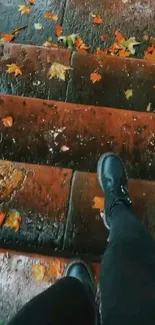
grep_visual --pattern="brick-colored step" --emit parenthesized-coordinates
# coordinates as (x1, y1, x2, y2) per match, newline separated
(1, 44, 155, 111)
(0, 248, 100, 323)
(0, 161, 155, 258)
(1, 95, 155, 179)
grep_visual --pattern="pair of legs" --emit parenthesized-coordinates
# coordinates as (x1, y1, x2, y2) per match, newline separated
(8, 153, 155, 325)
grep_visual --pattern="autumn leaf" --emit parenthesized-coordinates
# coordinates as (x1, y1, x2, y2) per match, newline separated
(34, 23, 43, 30)
(147, 102, 152, 112)
(101, 33, 109, 41)
(6, 64, 22, 77)
(92, 196, 104, 211)
(4, 209, 21, 232)
(90, 72, 102, 84)
(48, 259, 61, 277)
(32, 264, 46, 281)
(48, 62, 72, 81)
(56, 26, 62, 37)
(75, 37, 89, 52)
(58, 34, 78, 48)
(115, 30, 125, 43)
(97, 47, 107, 55)
(143, 34, 149, 41)
(92, 14, 102, 24)
(120, 37, 141, 55)
(0, 34, 14, 43)
(29, 0, 36, 4)
(2, 116, 13, 127)
(61, 145, 70, 152)
(119, 49, 131, 57)
(0, 211, 6, 226)
(43, 41, 52, 47)
(12, 25, 28, 35)
(45, 12, 58, 21)
(18, 4, 31, 15)
(125, 89, 133, 100)
(144, 46, 155, 60)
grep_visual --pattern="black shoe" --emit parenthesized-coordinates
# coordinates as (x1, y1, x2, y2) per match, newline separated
(97, 152, 132, 230)
(64, 260, 96, 298)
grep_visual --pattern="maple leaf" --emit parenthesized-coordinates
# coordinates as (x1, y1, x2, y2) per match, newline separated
(90, 72, 102, 84)
(120, 37, 141, 55)
(75, 37, 89, 52)
(48, 259, 61, 277)
(92, 196, 104, 211)
(2, 116, 13, 127)
(58, 34, 78, 48)
(56, 26, 62, 37)
(29, 0, 36, 4)
(0, 211, 6, 226)
(4, 209, 22, 232)
(115, 30, 125, 43)
(97, 47, 107, 55)
(0, 34, 14, 43)
(6, 64, 22, 77)
(48, 62, 72, 81)
(45, 12, 58, 21)
(18, 4, 31, 15)
(125, 89, 133, 100)
(32, 264, 46, 281)
(92, 14, 102, 24)
(119, 49, 131, 57)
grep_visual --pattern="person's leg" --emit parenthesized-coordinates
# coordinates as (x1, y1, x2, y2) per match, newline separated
(8, 261, 97, 325)
(97, 153, 155, 325)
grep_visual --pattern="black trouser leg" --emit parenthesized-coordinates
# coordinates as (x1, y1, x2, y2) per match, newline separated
(100, 203, 155, 325)
(8, 277, 96, 325)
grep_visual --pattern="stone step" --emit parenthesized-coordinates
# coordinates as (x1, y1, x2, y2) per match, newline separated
(0, 249, 100, 323)
(1, 94, 155, 179)
(0, 161, 155, 258)
(0, 44, 155, 111)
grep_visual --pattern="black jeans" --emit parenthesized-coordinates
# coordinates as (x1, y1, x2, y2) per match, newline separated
(8, 203, 155, 325)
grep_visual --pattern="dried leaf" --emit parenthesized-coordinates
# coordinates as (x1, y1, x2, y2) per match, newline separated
(58, 34, 78, 48)
(56, 26, 62, 37)
(48, 259, 61, 277)
(115, 30, 125, 42)
(120, 37, 141, 55)
(93, 196, 104, 211)
(29, 0, 36, 4)
(6, 64, 22, 77)
(34, 23, 43, 30)
(48, 62, 72, 81)
(61, 145, 70, 152)
(92, 14, 102, 24)
(125, 89, 133, 100)
(101, 33, 109, 41)
(90, 72, 102, 83)
(12, 25, 28, 35)
(143, 34, 149, 41)
(32, 264, 46, 281)
(0, 211, 6, 226)
(4, 209, 21, 232)
(119, 49, 131, 57)
(147, 102, 152, 112)
(18, 4, 31, 15)
(2, 116, 13, 127)
(42, 41, 52, 47)
(75, 37, 89, 52)
(144, 46, 155, 61)
(97, 47, 107, 55)
(0, 34, 14, 43)
(45, 12, 58, 21)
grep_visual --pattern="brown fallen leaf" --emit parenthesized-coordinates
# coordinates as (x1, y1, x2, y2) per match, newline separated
(42, 41, 52, 47)
(93, 196, 104, 211)
(0, 34, 14, 43)
(125, 89, 133, 100)
(48, 259, 61, 277)
(48, 62, 72, 81)
(101, 33, 109, 41)
(97, 47, 107, 55)
(0, 211, 6, 226)
(115, 30, 125, 42)
(90, 72, 102, 84)
(75, 37, 89, 52)
(6, 64, 22, 77)
(56, 26, 62, 37)
(2, 116, 13, 127)
(144, 46, 155, 60)
(45, 12, 58, 21)
(119, 49, 131, 57)
(4, 209, 21, 232)
(32, 264, 46, 281)
(143, 34, 149, 41)
(92, 14, 102, 24)
(18, 4, 31, 15)
(153, 85, 155, 89)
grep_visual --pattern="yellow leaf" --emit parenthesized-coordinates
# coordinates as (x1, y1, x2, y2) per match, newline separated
(4, 209, 21, 232)
(6, 64, 22, 77)
(58, 34, 78, 49)
(147, 102, 152, 112)
(120, 37, 141, 55)
(48, 62, 72, 81)
(93, 196, 104, 211)
(45, 12, 58, 21)
(125, 89, 133, 100)
(18, 4, 31, 15)
(32, 264, 46, 281)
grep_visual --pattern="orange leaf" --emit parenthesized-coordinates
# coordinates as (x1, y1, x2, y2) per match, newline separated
(6, 64, 22, 77)
(29, 0, 36, 4)
(0, 211, 6, 226)
(115, 30, 125, 43)
(93, 14, 102, 25)
(56, 26, 62, 37)
(97, 47, 107, 55)
(90, 72, 102, 84)
(48, 259, 61, 277)
(93, 196, 104, 211)
(101, 33, 109, 41)
(4, 209, 21, 232)
(0, 34, 14, 43)
(18, 4, 31, 15)
(2, 116, 13, 127)
(45, 12, 58, 21)
(75, 37, 83, 48)
(143, 34, 149, 41)
(32, 264, 46, 281)
(43, 41, 52, 47)
(119, 49, 131, 57)
(75, 37, 89, 52)
(144, 49, 155, 61)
